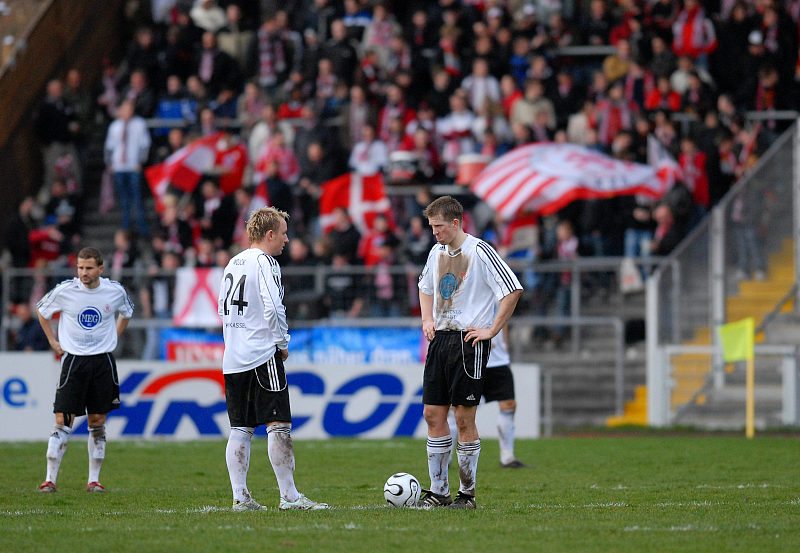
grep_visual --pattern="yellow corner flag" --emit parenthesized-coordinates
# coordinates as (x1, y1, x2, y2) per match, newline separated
(719, 317, 756, 438)
(718, 317, 755, 363)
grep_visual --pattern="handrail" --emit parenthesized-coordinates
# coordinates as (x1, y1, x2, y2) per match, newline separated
(755, 283, 799, 335)
(663, 343, 798, 423)
(511, 314, 626, 416)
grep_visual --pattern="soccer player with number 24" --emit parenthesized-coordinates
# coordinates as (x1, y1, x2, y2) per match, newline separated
(218, 206, 328, 511)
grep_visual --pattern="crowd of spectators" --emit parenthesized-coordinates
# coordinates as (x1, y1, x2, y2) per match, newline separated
(4, 0, 800, 336)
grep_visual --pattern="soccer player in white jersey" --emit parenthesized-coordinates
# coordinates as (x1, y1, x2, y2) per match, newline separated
(218, 206, 328, 512)
(36, 247, 134, 493)
(417, 196, 523, 509)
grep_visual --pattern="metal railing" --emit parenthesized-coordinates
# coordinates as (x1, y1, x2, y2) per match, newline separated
(2, 255, 651, 349)
(654, 343, 800, 426)
(646, 120, 800, 425)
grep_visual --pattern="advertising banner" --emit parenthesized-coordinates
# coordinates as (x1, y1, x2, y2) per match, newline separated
(0, 353, 539, 441)
(158, 327, 427, 364)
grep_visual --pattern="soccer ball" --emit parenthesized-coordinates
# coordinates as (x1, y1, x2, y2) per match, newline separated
(383, 472, 421, 508)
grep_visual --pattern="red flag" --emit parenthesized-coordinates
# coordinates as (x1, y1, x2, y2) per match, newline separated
(472, 143, 668, 220)
(319, 173, 393, 234)
(145, 132, 248, 211)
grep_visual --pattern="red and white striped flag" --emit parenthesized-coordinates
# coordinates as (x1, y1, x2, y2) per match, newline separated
(319, 173, 393, 234)
(471, 143, 668, 220)
(145, 132, 248, 211)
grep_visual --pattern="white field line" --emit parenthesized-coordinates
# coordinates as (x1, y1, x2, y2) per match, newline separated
(625, 525, 718, 532)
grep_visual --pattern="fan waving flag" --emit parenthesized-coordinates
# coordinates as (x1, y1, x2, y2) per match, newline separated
(319, 173, 393, 234)
(145, 132, 248, 211)
(471, 143, 669, 220)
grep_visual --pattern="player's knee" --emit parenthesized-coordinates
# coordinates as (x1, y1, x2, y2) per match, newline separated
(230, 426, 255, 439)
(499, 399, 516, 411)
(423, 405, 447, 426)
(46, 425, 71, 459)
(89, 425, 106, 440)
(87, 414, 106, 427)
(267, 422, 291, 435)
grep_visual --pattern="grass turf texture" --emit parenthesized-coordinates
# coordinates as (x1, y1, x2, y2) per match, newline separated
(1, 436, 798, 553)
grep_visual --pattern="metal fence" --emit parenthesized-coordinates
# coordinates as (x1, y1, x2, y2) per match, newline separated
(646, 121, 800, 425)
(1, 256, 653, 354)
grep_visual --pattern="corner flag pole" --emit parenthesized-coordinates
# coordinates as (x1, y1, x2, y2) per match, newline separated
(719, 317, 756, 439)
(746, 356, 754, 439)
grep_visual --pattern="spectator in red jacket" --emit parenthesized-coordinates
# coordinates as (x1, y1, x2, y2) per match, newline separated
(678, 136, 710, 224)
(671, 0, 717, 69)
(645, 76, 682, 112)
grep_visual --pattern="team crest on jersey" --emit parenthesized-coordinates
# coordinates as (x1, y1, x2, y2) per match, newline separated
(271, 266, 280, 275)
(78, 307, 102, 329)
(438, 272, 458, 300)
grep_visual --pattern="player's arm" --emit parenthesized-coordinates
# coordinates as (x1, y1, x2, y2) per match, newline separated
(116, 315, 131, 337)
(465, 289, 521, 345)
(36, 308, 63, 356)
(419, 291, 435, 341)
(418, 248, 437, 341)
(258, 255, 290, 353)
(465, 242, 523, 345)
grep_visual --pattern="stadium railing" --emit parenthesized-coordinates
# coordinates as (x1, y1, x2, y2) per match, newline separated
(646, 120, 800, 426)
(1, 256, 650, 354)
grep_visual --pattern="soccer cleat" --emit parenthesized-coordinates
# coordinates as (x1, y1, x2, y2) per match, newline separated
(86, 481, 107, 492)
(417, 489, 453, 508)
(39, 481, 57, 493)
(446, 491, 476, 509)
(232, 498, 267, 512)
(500, 459, 531, 469)
(279, 493, 329, 511)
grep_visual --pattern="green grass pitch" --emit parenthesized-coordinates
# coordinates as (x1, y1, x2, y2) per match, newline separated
(1, 436, 798, 552)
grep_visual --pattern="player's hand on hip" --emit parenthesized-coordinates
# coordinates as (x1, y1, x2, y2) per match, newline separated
(49, 340, 64, 357)
(464, 327, 493, 346)
(279, 348, 289, 362)
(422, 320, 435, 341)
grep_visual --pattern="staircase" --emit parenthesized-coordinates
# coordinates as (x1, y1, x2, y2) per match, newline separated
(608, 238, 795, 428)
(513, 291, 648, 428)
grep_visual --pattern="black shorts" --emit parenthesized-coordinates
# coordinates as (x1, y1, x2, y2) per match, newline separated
(224, 351, 291, 427)
(53, 353, 120, 415)
(423, 331, 490, 407)
(483, 364, 515, 402)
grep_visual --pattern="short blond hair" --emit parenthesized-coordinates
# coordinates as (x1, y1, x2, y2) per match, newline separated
(246, 206, 290, 244)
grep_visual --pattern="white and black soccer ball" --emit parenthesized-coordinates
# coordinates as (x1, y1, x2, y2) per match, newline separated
(383, 472, 421, 508)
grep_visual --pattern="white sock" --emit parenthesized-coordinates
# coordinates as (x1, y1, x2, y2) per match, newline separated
(446, 410, 458, 465)
(87, 425, 106, 483)
(267, 423, 299, 502)
(497, 409, 516, 464)
(226, 426, 254, 503)
(45, 425, 71, 484)
(456, 439, 481, 496)
(426, 435, 452, 496)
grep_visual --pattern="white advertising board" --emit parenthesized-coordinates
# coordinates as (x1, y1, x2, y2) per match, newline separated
(0, 353, 539, 441)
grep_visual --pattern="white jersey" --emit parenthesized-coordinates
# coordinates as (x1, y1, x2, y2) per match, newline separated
(488, 327, 510, 368)
(418, 234, 522, 331)
(37, 277, 134, 355)
(218, 247, 290, 374)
